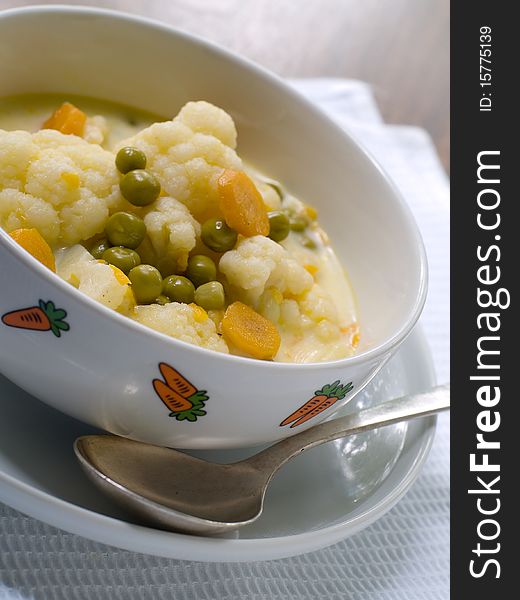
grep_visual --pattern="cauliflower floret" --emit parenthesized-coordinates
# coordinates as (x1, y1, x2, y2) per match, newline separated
(83, 115, 109, 145)
(176, 101, 237, 148)
(119, 101, 241, 221)
(299, 284, 340, 324)
(142, 196, 200, 273)
(219, 236, 314, 302)
(0, 130, 38, 190)
(0, 129, 122, 246)
(315, 319, 342, 342)
(0, 189, 60, 241)
(132, 303, 228, 354)
(31, 130, 121, 205)
(275, 292, 346, 363)
(56, 245, 134, 313)
(279, 298, 302, 329)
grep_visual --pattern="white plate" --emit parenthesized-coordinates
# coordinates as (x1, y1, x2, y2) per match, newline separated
(0, 326, 436, 562)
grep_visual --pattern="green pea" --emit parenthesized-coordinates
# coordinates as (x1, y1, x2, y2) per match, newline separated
(115, 147, 147, 174)
(89, 238, 111, 259)
(120, 169, 161, 207)
(289, 215, 309, 232)
(194, 281, 225, 310)
(268, 211, 290, 242)
(201, 218, 237, 252)
(105, 212, 146, 249)
(155, 295, 171, 306)
(162, 275, 195, 304)
(186, 255, 217, 288)
(128, 264, 163, 304)
(102, 246, 141, 274)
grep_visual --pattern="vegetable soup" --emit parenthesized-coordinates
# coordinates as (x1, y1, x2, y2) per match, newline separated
(0, 95, 359, 362)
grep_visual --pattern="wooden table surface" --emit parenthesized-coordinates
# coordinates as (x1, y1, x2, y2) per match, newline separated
(1, 0, 449, 171)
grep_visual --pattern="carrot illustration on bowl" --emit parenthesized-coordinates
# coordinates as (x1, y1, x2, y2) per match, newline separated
(280, 380, 353, 428)
(2, 300, 70, 338)
(153, 362, 209, 422)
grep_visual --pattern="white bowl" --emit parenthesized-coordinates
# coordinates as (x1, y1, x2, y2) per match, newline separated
(0, 5, 427, 449)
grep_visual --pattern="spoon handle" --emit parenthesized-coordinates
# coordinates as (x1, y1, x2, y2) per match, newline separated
(248, 384, 450, 473)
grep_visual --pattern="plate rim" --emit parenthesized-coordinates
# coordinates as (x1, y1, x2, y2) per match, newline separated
(0, 325, 437, 562)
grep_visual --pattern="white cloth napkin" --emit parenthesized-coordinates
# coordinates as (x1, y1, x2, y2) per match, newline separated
(0, 79, 450, 600)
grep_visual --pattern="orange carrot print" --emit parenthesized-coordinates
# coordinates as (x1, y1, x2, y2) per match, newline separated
(153, 362, 209, 422)
(280, 380, 353, 428)
(158, 362, 198, 398)
(2, 300, 70, 338)
(153, 380, 193, 413)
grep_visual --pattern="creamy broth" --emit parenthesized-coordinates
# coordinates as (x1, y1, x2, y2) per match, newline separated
(0, 94, 156, 149)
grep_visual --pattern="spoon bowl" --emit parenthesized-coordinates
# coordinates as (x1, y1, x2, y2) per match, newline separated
(75, 437, 268, 534)
(75, 385, 449, 535)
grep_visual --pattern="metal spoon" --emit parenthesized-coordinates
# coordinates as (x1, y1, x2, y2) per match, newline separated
(74, 384, 449, 535)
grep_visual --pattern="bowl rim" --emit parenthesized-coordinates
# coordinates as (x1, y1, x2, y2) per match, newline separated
(0, 4, 428, 371)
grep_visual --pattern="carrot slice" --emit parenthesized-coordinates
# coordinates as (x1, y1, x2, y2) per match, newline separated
(42, 102, 86, 136)
(217, 170, 269, 237)
(9, 228, 56, 272)
(222, 301, 280, 360)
